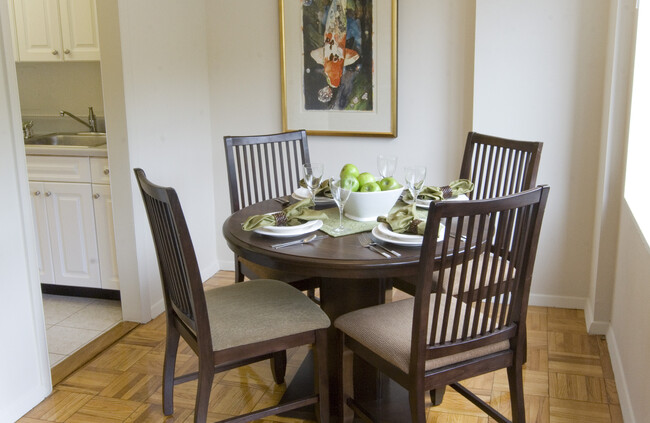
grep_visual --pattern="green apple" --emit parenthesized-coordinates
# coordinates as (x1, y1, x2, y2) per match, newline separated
(359, 181, 381, 192)
(379, 176, 401, 191)
(340, 163, 360, 179)
(356, 172, 376, 187)
(341, 175, 360, 192)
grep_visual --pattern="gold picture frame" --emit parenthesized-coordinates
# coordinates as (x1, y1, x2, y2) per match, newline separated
(280, 0, 397, 137)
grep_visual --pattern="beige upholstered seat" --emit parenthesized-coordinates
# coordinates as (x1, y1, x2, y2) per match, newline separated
(335, 294, 509, 373)
(206, 279, 330, 351)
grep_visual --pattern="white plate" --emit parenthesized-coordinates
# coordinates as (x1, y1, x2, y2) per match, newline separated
(372, 226, 422, 246)
(376, 222, 423, 241)
(254, 220, 323, 238)
(292, 187, 335, 204)
(402, 194, 469, 208)
(373, 222, 445, 246)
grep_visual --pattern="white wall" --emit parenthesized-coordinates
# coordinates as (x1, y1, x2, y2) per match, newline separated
(114, 0, 217, 318)
(16, 61, 104, 117)
(474, 0, 611, 307)
(208, 0, 476, 270)
(609, 204, 650, 422)
(0, 5, 51, 420)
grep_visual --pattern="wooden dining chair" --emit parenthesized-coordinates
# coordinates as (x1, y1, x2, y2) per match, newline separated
(223, 130, 320, 294)
(460, 131, 543, 200)
(393, 132, 543, 298)
(336, 186, 550, 423)
(134, 168, 330, 423)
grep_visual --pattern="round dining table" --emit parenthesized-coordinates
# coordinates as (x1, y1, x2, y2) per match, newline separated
(223, 199, 434, 420)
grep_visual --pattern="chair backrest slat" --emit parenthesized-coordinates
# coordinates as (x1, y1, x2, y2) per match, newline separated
(460, 132, 543, 200)
(224, 130, 310, 212)
(410, 186, 549, 374)
(134, 169, 211, 351)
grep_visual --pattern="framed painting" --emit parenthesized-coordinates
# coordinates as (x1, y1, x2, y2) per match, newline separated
(280, 0, 397, 137)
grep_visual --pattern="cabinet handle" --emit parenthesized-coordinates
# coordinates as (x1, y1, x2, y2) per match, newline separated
(51, 50, 58, 55)
(34, 190, 41, 196)
(94, 193, 101, 199)
(64, 49, 71, 54)
(45, 191, 52, 197)
(103, 169, 110, 175)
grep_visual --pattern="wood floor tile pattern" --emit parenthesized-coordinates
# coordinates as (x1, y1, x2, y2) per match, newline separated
(19, 272, 624, 422)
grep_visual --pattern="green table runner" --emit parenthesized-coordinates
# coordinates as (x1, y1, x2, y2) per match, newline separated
(319, 202, 429, 237)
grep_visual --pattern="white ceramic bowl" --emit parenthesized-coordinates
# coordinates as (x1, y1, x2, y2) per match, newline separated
(344, 187, 403, 221)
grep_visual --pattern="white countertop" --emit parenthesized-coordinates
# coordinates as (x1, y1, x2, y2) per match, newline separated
(24, 144, 108, 158)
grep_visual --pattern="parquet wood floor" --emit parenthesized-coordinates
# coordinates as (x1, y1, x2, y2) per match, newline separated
(19, 271, 623, 422)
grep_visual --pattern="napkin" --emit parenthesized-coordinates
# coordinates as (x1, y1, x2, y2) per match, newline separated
(377, 204, 427, 235)
(242, 198, 328, 231)
(403, 179, 474, 202)
(299, 179, 332, 198)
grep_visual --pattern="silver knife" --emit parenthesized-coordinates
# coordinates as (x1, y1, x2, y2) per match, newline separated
(373, 243, 402, 257)
(271, 235, 328, 249)
(368, 245, 392, 258)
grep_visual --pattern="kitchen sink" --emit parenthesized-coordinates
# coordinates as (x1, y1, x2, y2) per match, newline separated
(25, 132, 106, 147)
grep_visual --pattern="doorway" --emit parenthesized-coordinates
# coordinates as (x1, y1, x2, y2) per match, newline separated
(8, 4, 127, 376)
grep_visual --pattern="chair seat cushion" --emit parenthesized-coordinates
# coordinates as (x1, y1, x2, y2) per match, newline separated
(206, 279, 330, 351)
(334, 294, 509, 374)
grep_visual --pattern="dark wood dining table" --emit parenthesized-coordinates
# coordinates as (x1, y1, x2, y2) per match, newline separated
(222, 198, 442, 420)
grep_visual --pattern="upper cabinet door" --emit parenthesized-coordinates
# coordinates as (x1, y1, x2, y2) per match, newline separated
(58, 0, 100, 61)
(11, 0, 99, 62)
(13, 0, 63, 62)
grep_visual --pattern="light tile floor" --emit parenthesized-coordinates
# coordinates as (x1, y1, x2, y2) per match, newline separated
(42, 294, 123, 367)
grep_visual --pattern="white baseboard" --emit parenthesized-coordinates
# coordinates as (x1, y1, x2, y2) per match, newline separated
(606, 326, 637, 423)
(200, 260, 221, 281)
(219, 259, 235, 272)
(584, 299, 610, 335)
(150, 297, 165, 319)
(528, 293, 587, 310)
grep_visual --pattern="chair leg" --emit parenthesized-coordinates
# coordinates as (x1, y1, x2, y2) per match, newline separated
(429, 386, 446, 406)
(409, 389, 426, 423)
(507, 363, 525, 423)
(340, 334, 354, 423)
(314, 330, 329, 423)
(270, 351, 287, 384)
(162, 319, 180, 416)
(194, 361, 215, 423)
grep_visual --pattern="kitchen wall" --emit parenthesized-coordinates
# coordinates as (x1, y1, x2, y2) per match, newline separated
(16, 62, 105, 133)
(16, 62, 103, 116)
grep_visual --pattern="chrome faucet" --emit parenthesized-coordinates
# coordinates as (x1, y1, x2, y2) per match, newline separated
(59, 106, 98, 132)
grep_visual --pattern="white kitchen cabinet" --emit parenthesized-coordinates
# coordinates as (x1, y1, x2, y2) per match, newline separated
(90, 158, 119, 290)
(11, 0, 100, 62)
(27, 155, 118, 290)
(29, 181, 55, 284)
(45, 181, 101, 287)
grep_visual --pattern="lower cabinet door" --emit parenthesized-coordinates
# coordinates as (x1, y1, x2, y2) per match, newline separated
(29, 181, 55, 284)
(92, 184, 119, 289)
(44, 182, 101, 288)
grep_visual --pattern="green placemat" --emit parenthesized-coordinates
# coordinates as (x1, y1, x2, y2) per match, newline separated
(318, 202, 429, 237)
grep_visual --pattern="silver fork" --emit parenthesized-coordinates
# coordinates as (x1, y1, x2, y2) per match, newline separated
(358, 233, 398, 258)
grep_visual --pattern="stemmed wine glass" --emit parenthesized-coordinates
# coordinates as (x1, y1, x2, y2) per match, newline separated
(302, 163, 324, 204)
(377, 154, 398, 178)
(329, 178, 352, 233)
(404, 166, 427, 204)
